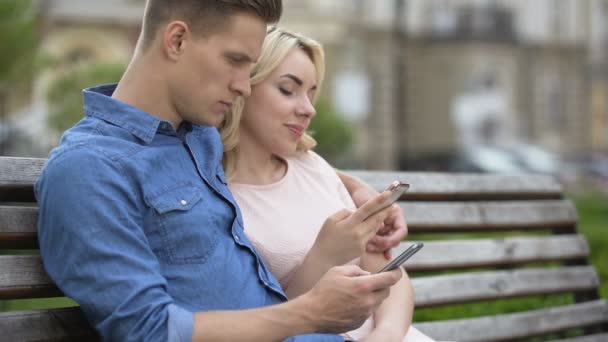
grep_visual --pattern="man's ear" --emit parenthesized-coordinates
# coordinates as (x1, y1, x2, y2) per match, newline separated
(163, 21, 189, 61)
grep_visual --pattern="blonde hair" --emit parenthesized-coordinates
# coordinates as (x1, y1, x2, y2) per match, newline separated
(219, 26, 325, 180)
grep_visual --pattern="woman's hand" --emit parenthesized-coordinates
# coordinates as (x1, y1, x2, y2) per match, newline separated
(311, 192, 394, 266)
(351, 185, 408, 260)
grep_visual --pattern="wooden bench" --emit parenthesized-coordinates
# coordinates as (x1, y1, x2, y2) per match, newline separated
(1, 156, 607, 341)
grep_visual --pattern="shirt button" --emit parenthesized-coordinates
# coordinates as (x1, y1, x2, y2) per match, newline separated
(180, 199, 188, 205)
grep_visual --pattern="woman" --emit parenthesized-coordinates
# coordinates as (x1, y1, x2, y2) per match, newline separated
(219, 27, 434, 341)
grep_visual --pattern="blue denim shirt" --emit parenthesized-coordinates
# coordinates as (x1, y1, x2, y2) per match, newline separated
(35, 84, 343, 342)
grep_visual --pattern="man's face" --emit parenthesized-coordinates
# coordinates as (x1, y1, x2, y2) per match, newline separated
(169, 12, 266, 127)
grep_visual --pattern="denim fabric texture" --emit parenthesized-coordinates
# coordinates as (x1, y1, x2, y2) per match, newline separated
(35, 84, 343, 342)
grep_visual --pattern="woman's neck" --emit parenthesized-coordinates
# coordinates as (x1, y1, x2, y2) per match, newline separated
(232, 138, 287, 185)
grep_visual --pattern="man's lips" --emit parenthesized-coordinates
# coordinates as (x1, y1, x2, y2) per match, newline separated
(218, 101, 233, 113)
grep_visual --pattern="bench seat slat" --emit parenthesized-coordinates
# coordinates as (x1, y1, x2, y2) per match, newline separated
(0, 307, 97, 341)
(412, 266, 600, 307)
(396, 235, 589, 271)
(415, 299, 608, 342)
(402, 200, 578, 231)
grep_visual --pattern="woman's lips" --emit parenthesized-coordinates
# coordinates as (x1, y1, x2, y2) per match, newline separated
(286, 124, 305, 138)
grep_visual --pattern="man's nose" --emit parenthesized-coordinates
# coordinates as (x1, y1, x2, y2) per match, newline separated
(230, 72, 252, 98)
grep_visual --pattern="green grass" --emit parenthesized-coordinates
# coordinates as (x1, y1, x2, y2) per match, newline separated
(570, 190, 608, 299)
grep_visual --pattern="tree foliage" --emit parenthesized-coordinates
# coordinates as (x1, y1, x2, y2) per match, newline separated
(46, 63, 125, 133)
(309, 100, 353, 165)
(0, 0, 37, 94)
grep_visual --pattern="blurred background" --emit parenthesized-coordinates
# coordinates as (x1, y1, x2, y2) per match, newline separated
(2, 0, 608, 189)
(1, 0, 607, 326)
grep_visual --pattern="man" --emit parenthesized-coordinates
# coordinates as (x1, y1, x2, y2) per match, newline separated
(36, 1, 405, 341)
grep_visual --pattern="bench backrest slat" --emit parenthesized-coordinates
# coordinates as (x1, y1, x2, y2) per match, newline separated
(416, 300, 608, 342)
(0, 255, 61, 300)
(412, 266, 600, 307)
(396, 235, 589, 271)
(0, 308, 97, 341)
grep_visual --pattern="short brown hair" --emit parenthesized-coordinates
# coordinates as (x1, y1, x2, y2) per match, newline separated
(140, 0, 282, 50)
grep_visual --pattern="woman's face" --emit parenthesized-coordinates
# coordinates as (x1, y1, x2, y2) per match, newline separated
(240, 48, 317, 157)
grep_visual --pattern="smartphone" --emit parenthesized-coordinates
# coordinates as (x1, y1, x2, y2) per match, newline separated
(368, 181, 410, 216)
(378, 242, 424, 273)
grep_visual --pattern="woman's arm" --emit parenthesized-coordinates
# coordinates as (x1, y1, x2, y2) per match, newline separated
(359, 252, 414, 342)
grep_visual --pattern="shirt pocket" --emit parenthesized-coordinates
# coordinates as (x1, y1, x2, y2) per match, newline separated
(146, 184, 219, 265)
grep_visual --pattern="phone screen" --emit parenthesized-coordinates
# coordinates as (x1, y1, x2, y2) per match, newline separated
(378, 242, 424, 273)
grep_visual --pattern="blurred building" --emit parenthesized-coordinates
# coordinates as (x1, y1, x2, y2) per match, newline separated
(283, 0, 608, 171)
(11, 0, 608, 169)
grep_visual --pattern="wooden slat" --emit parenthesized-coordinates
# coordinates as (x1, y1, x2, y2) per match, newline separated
(0, 307, 97, 341)
(0, 255, 62, 299)
(0, 200, 579, 248)
(0, 205, 38, 248)
(396, 235, 589, 271)
(0, 157, 45, 186)
(551, 333, 608, 342)
(412, 266, 600, 307)
(0, 158, 564, 201)
(416, 300, 608, 342)
(0, 157, 44, 202)
(402, 200, 578, 232)
(349, 170, 563, 200)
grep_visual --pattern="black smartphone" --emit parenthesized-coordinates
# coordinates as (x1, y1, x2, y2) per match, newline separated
(378, 242, 424, 273)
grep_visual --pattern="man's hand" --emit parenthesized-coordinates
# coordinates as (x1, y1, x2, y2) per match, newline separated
(297, 265, 402, 334)
(350, 186, 408, 260)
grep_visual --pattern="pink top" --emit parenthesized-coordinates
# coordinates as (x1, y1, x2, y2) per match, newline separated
(230, 151, 374, 340)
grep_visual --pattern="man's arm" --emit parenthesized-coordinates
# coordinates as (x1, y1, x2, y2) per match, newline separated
(336, 170, 408, 257)
(192, 265, 403, 342)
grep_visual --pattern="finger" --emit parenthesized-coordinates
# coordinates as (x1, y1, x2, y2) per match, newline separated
(334, 264, 370, 277)
(361, 208, 393, 241)
(384, 226, 407, 248)
(383, 249, 392, 260)
(329, 208, 354, 222)
(356, 269, 401, 291)
(365, 236, 383, 253)
(347, 191, 392, 223)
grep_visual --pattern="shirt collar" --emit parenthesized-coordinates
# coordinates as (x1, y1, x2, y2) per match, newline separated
(83, 83, 164, 144)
